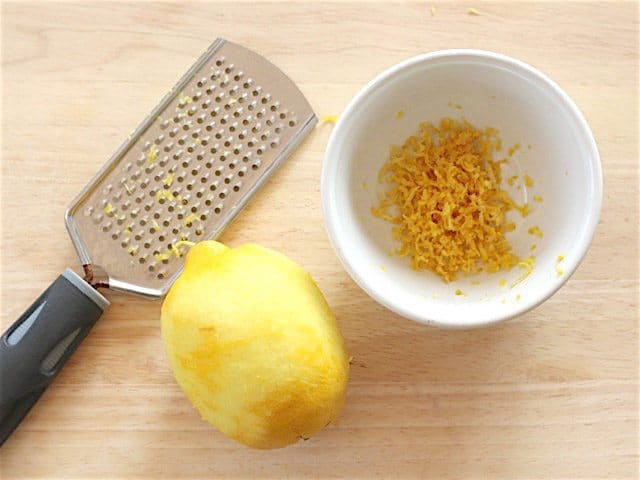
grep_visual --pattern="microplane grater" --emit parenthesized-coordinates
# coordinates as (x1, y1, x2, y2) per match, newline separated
(0, 38, 317, 445)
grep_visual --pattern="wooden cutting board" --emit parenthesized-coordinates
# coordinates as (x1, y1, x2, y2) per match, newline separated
(1, 2, 637, 478)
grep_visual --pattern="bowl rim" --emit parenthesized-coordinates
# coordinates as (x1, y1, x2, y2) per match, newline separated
(320, 49, 603, 328)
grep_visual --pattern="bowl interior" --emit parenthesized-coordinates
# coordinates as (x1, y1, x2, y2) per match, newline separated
(323, 51, 601, 327)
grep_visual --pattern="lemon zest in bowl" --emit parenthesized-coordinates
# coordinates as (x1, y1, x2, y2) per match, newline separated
(372, 118, 526, 282)
(511, 256, 535, 288)
(528, 226, 543, 238)
(523, 174, 534, 187)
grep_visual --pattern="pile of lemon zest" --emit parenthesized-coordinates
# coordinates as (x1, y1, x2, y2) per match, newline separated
(507, 175, 519, 186)
(530, 244, 537, 251)
(146, 144, 159, 164)
(127, 246, 138, 256)
(528, 226, 543, 238)
(455, 288, 465, 296)
(507, 143, 521, 156)
(103, 203, 114, 216)
(178, 92, 193, 105)
(162, 172, 174, 188)
(499, 278, 507, 288)
(511, 256, 535, 288)
(523, 174, 534, 187)
(320, 115, 338, 123)
(468, 7, 481, 15)
(533, 195, 543, 202)
(373, 118, 524, 282)
(430, 5, 436, 15)
(184, 213, 199, 226)
(557, 255, 564, 262)
(396, 110, 405, 119)
(123, 227, 132, 235)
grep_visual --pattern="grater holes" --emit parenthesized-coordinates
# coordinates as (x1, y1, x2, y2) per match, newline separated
(160, 119, 170, 130)
(214, 206, 221, 214)
(270, 140, 279, 149)
(195, 228, 204, 236)
(289, 119, 297, 127)
(233, 183, 241, 192)
(139, 257, 146, 264)
(252, 161, 261, 170)
(111, 233, 118, 240)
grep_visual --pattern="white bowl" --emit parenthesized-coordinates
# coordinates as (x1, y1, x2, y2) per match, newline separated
(321, 50, 602, 328)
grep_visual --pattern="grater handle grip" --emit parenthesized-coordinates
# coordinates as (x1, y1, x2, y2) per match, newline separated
(0, 269, 109, 446)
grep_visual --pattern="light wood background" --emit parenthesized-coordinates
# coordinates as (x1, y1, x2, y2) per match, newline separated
(1, 1, 638, 479)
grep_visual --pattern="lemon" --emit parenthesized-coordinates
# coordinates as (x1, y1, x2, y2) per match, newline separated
(161, 241, 349, 449)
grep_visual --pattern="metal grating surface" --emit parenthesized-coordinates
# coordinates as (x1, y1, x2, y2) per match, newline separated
(66, 39, 316, 297)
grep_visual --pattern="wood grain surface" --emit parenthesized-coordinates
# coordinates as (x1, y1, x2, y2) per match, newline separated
(1, 1, 638, 479)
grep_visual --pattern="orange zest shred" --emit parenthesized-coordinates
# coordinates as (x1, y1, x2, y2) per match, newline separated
(372, 118, 528, 282)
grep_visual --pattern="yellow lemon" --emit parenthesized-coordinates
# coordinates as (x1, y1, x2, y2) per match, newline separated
(161, 241, 349, 449)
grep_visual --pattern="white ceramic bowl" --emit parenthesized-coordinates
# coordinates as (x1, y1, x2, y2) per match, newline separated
(321, 50, 602, 328)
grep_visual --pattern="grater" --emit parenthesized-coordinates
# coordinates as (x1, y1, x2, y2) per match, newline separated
(0, 38, 316, 445)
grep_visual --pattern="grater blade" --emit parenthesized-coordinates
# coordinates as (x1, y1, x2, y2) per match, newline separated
(64, 39, 316, 298)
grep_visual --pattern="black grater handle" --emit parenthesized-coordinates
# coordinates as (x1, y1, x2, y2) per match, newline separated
(0, 269, 109, 446)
